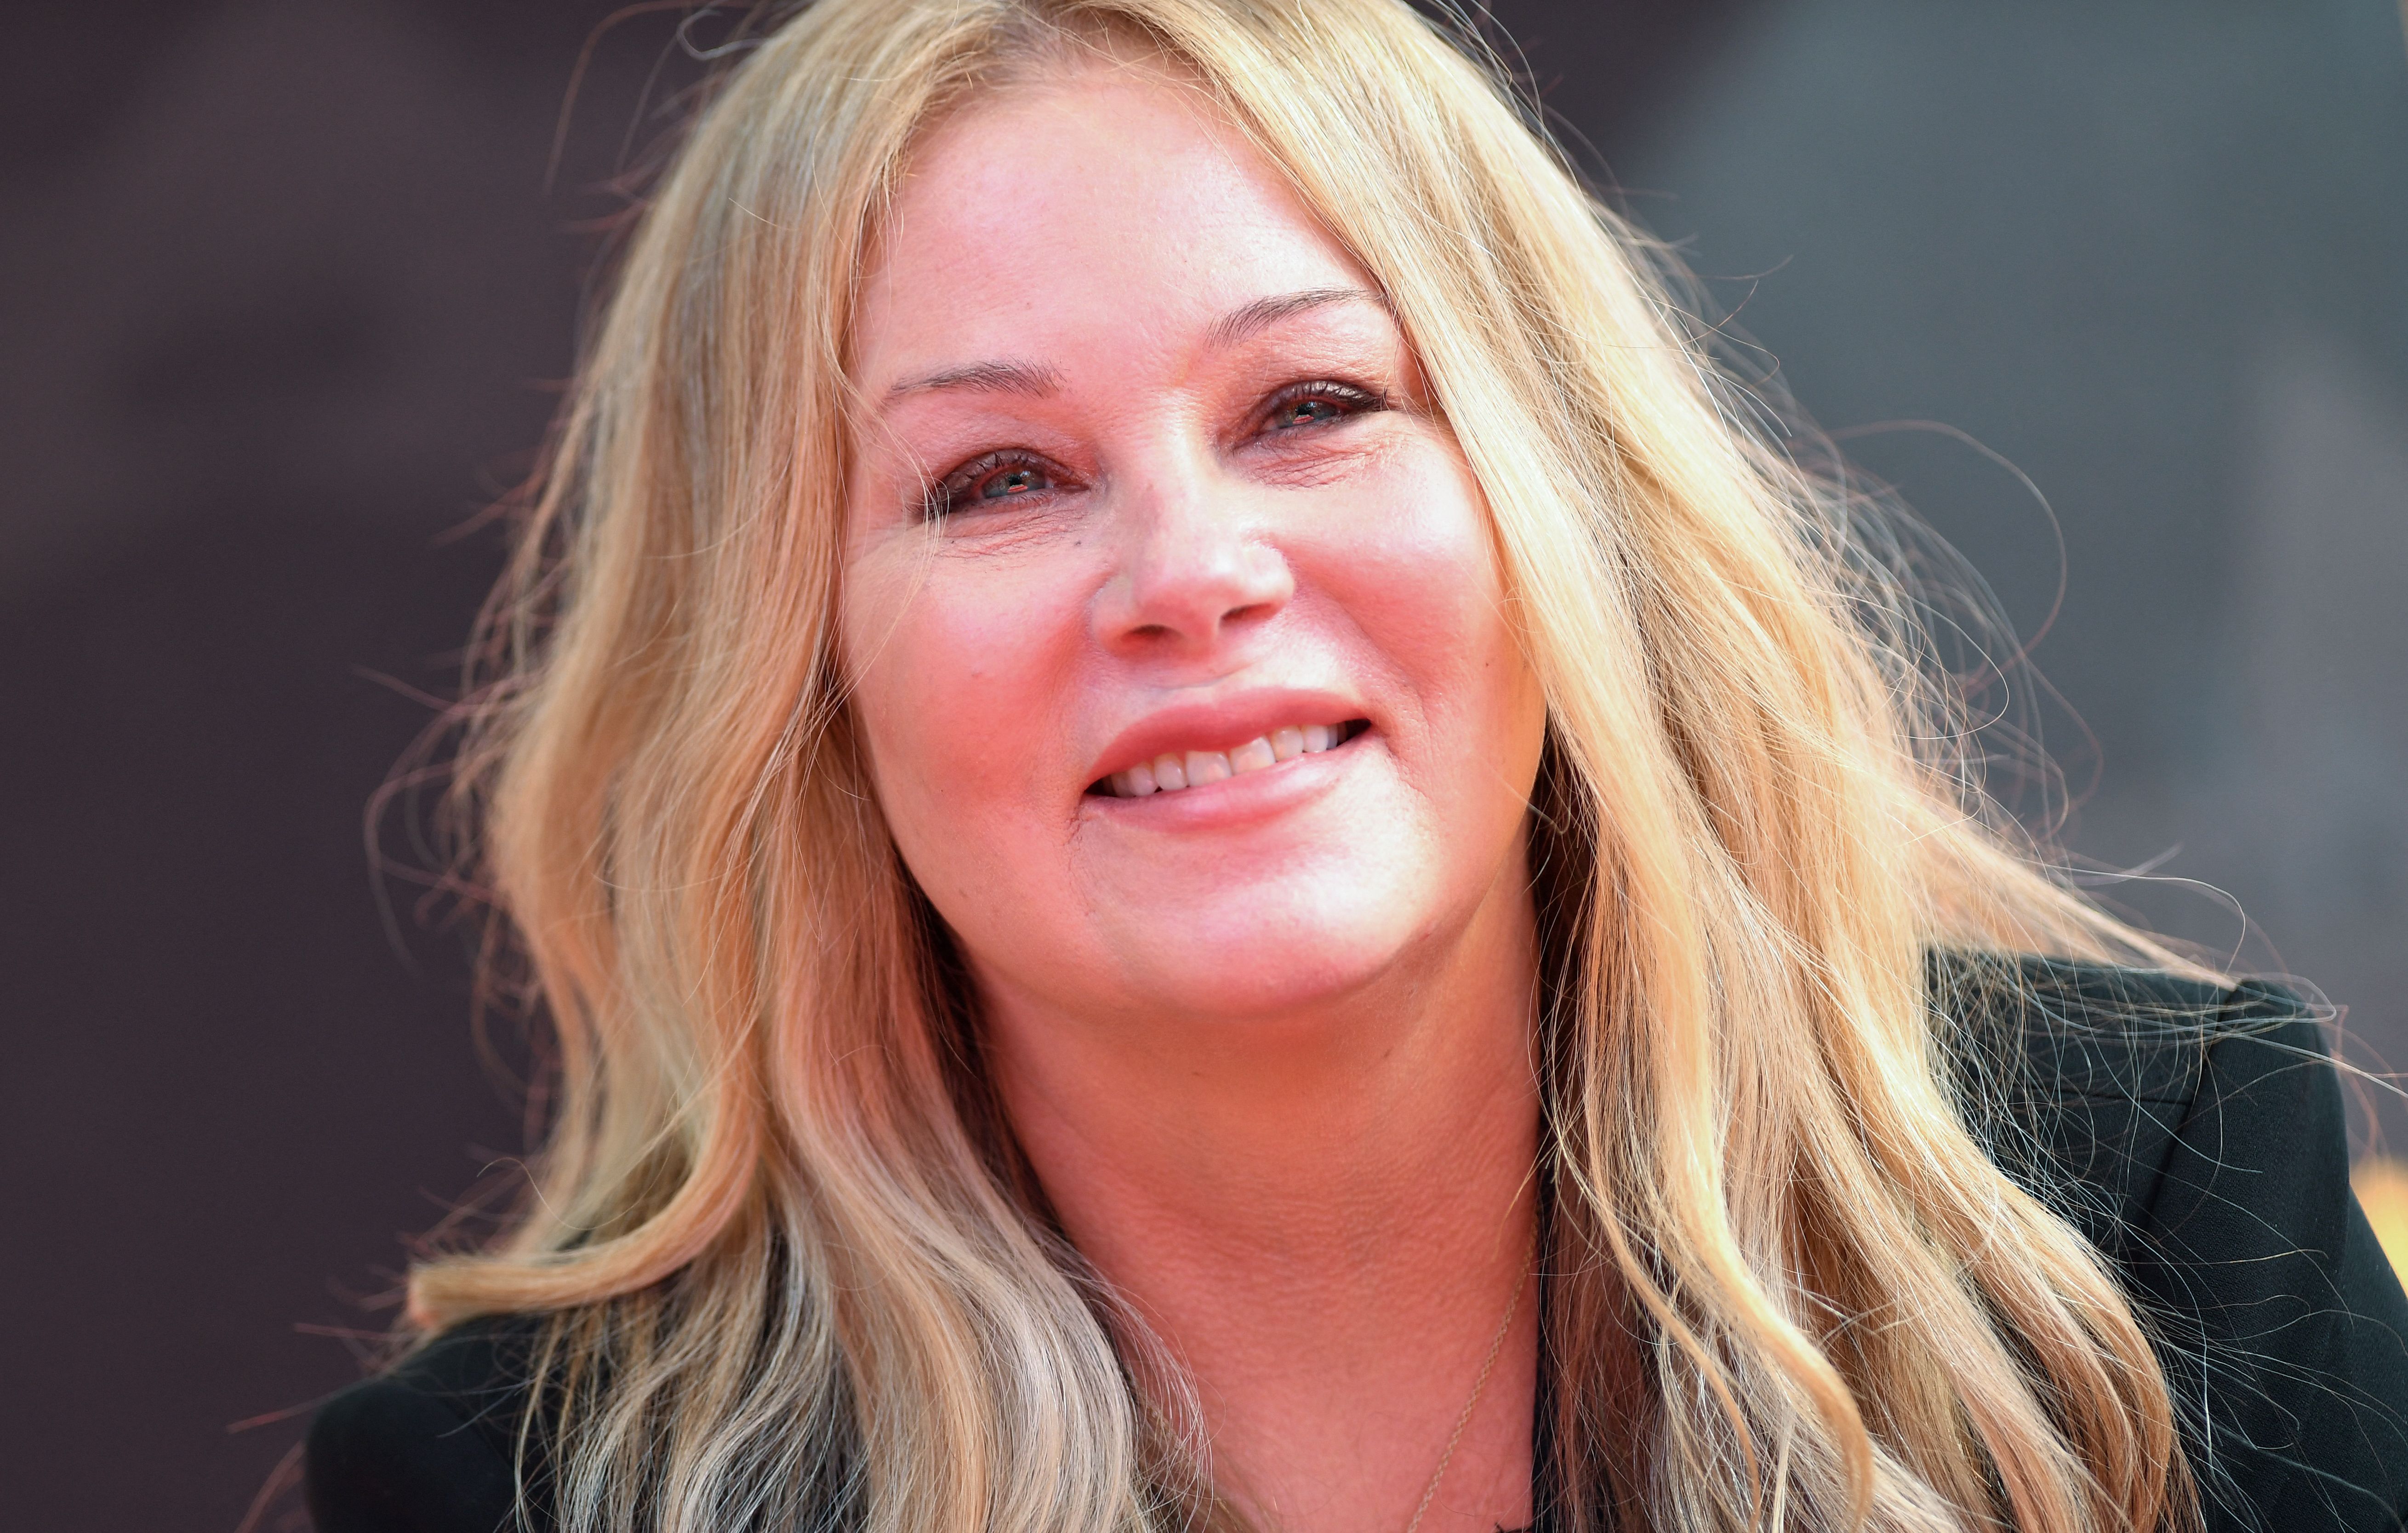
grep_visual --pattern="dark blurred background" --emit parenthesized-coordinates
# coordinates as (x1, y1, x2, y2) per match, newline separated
(3, 2, 2402, 1526)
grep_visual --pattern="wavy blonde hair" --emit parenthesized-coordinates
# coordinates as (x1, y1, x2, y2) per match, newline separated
(408, 2, 2208, 1530)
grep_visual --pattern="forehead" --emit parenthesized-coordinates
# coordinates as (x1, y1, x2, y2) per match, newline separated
(852, 65, 1377, 382)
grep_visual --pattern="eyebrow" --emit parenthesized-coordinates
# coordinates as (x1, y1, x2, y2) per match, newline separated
(878, 286, 1388, 408)
(884, 358, 1066, 401)
(1206, 285, 1388, 348)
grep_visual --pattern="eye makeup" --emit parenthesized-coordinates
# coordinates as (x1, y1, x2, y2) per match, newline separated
(910, 373, 1394, 521)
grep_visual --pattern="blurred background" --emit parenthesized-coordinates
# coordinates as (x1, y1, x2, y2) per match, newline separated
(3, 1, 2402, 1526)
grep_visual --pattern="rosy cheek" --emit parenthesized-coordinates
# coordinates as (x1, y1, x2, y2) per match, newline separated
(1324, 463, 1501, 654)
(848, 563, 974, 819)
(882, 570, 1067, 798)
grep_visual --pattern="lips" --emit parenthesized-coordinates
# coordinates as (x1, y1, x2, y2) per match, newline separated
(1084, 691, 1372, 798)
(1101, 720, 1365, 797)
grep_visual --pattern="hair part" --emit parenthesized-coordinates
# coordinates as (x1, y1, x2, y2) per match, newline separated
(409, 3, 2208, 1530)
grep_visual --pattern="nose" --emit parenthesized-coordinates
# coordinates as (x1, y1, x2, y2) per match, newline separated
(1090, 462, 1294, 658)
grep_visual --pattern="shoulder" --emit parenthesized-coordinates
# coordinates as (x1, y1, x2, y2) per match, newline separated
(1933, 952, 2308, 1245)
(1939, 953, 2408, 1532)
(304, 1313, 551, 1533)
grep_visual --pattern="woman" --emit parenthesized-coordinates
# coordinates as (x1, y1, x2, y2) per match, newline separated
(303, 1, 2408, 1529)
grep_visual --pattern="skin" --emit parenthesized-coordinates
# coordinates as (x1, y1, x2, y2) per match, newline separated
(841, 59, 1550, 1533)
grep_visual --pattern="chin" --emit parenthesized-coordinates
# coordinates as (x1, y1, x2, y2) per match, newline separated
(1096, 886, 1437, 1022)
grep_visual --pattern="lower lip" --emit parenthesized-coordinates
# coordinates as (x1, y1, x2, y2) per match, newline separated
(1078, 730, 1370, 829)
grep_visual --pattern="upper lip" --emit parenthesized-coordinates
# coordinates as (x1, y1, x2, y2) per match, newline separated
(1086, 687, 1369, 785)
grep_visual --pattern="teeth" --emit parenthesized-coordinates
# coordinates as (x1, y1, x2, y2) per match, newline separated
(1184, 749, 1233, 786)
(1110, 722, 1356, 798)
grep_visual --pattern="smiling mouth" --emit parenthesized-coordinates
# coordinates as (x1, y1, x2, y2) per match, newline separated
(1088, 719, 1370, 798)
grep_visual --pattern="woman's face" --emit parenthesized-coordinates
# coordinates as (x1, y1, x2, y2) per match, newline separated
(842, 67, 1547, 1027)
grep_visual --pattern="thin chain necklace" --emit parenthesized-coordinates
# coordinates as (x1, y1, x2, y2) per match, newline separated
(1399, 1245, 1534, 1533)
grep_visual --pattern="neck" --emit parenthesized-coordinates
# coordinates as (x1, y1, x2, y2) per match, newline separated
(980, 882, 1543, 1533)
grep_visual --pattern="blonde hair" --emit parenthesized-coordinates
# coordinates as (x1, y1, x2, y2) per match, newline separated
(409, 2, 2207, 1529)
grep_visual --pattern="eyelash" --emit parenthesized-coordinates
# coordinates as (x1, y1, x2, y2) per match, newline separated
(918, 377, 1387, 519)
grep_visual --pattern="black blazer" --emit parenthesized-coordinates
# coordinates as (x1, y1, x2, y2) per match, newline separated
(303, 961, 2408, 1532)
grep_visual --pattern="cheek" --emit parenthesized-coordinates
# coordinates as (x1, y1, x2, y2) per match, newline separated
(844, 547, 1085, 899)
(1314, 451, 1534, 748)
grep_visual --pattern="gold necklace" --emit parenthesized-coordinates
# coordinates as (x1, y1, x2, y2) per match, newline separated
(1400, 1248, 1533, 1533)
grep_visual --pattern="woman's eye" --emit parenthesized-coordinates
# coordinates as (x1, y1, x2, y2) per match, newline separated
(977, 463, 1050, 499)
(1275, 397, 1346, 428)
(925, 453, 1059, 519)
(1259, 381, 1381, 435)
